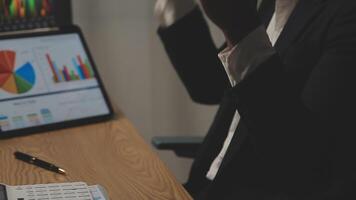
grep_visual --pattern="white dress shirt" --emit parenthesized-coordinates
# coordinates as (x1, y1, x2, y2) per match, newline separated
(155, 0, 299, 180)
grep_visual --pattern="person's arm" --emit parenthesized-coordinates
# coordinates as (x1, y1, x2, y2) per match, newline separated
(198, 0, 356, 197)
(157, 6, 231, 104)
(228, 6, 356, 199)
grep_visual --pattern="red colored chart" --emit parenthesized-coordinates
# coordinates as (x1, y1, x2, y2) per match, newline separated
(0, 50, 36, 94)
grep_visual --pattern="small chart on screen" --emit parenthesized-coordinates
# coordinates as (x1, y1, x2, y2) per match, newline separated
(0, 49, 48, 99)
(33, 35, 99, 92)
(0, 50, 36, 95)
(45, 53, 95, 84)
(0, 0, 72, 32)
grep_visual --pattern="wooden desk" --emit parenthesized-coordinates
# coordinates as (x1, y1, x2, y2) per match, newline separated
(0, 113, 192, 200)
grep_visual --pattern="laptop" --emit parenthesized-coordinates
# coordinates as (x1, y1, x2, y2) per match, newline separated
(0, 26, 114, 138)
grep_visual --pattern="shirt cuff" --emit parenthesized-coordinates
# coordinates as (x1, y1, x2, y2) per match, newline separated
(218, 26, 276, 86)
(155, 0, 197, 27)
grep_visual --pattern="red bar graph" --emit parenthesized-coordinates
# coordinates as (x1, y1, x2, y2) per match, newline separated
(77, 55, 90, 79)
(45, 53, 95, 83)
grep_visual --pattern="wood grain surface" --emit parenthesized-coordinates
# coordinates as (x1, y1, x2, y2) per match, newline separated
(0, 113, 192, 200)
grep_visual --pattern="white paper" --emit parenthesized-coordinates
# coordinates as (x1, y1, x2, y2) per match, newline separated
(0, 182, 109, 200)
(88, 185, 108, 200)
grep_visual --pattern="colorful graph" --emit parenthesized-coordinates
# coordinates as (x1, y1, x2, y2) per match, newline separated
(0, 115, 10, 130)
(46, 53, 95, 83)
(12, 115, 25, 128)
(0, 50, 36, 94)
(0, 0, 53, 19)
(41, 108, 53, 123)
(1, 0, 72, 32)
(27, 113, 41, 126)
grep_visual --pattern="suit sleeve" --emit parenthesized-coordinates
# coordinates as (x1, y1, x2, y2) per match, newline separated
(158, 7, 231, 105)
(231, 4, 356, 198)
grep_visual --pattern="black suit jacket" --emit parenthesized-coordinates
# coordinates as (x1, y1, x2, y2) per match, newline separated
(158, 0, 356, 199)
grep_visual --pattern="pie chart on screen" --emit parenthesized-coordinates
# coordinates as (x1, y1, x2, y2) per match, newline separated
(0, 50, 36, 94)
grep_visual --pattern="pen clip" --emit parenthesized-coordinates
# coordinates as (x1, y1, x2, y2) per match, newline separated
(29, 157, 36, 164)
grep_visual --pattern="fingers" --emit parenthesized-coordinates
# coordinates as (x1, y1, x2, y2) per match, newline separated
(154, 0, 168, 23)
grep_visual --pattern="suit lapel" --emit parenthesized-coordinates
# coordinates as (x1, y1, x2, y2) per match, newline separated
(187, 88, 238, 187)
(218, 119, 248, 170)
(274, 0, 327, 53)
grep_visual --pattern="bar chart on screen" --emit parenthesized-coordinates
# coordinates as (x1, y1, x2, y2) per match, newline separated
(1, 0, 52, 18)
(32, 35, 99, 92)
(0, 0, 72, 32)
(0, 0, 55, 30)
(46, 53, 95, 84)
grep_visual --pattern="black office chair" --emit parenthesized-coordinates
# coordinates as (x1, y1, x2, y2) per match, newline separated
(152, 136, 204, 158)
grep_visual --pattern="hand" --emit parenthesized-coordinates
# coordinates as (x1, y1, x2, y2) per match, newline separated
(155, 0, 196, 27)
(199, 0, 260, 47)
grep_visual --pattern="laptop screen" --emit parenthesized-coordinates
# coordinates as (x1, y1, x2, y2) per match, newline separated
(0, 0, 72, 32)
(0, 33, 111, 133)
